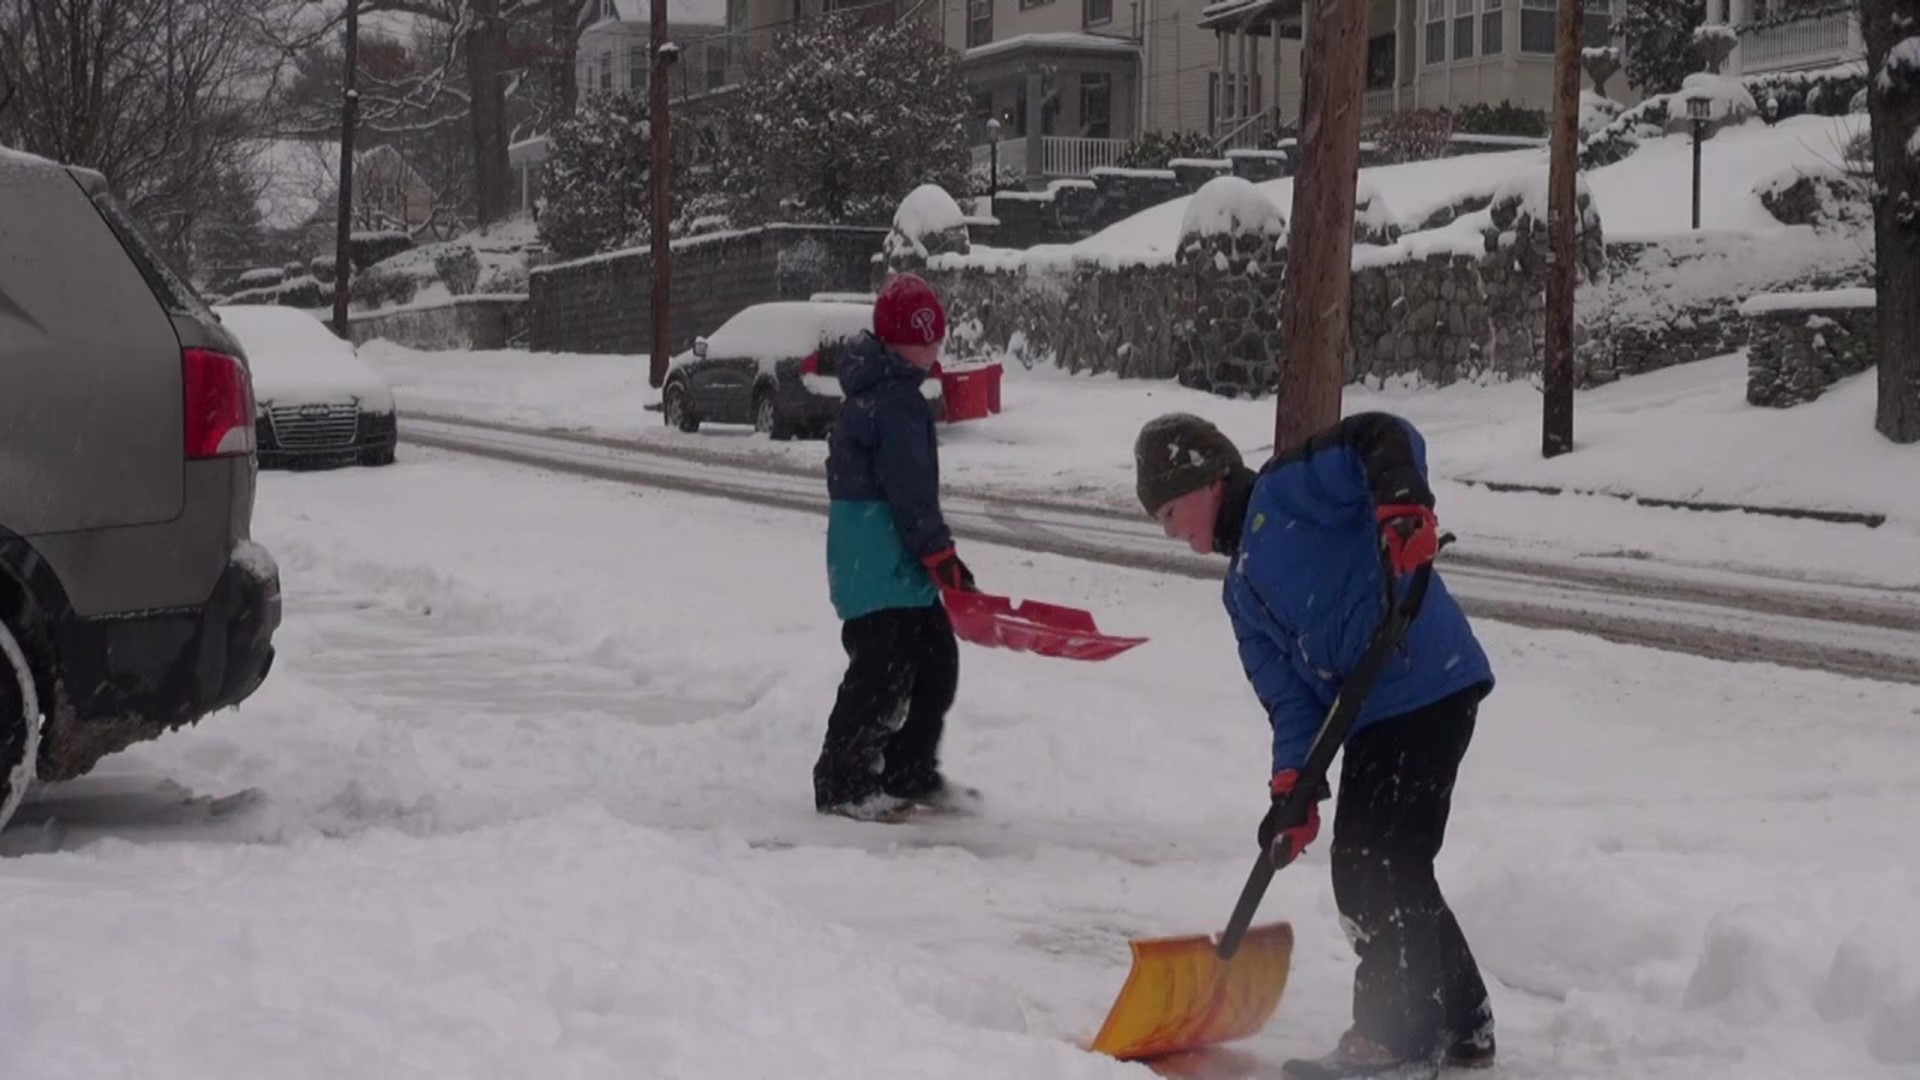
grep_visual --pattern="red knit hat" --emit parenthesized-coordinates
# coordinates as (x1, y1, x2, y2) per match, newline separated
(873, 273, 947, 346)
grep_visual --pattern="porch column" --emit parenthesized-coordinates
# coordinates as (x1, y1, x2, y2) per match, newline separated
(1729, 0, 1752, 73)
(1217, 31, 1230, 131)
(1272, 12, 1285, 122)
(1392, 0, 1404, 111)
(1244, 28, 1259, 121)
(1025, 67, 1045, 186)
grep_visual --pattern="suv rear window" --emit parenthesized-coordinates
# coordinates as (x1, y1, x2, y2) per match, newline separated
(88, 190, 216, 321)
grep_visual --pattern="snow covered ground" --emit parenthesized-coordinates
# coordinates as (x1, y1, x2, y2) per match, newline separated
(3, 453, 1918, 1079)
(371, 342, 1920, 590)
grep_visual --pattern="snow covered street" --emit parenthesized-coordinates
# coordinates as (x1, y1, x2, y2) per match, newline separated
(4, 452, 1918, 1079)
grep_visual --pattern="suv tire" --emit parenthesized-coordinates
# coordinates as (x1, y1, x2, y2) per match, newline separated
(0, 619, 41, 832)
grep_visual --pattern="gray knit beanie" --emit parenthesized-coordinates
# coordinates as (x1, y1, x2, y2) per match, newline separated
(1133, 413, 1245, 515)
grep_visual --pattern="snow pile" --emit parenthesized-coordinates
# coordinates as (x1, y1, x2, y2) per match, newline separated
(1490, 165, 1598, 228)
(1586, 114, 1868, 237)
(1737, 287, 1877, 316)
(1678, 72, 1760, 123)
(887, 184, 972, 262)
(1177, 176, 1286, 239)
(1581, 91, 1626, 137)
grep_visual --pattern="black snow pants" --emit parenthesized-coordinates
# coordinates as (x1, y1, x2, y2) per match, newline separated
(1331, 684, 1493, 1059)
(813, 603, 959, 810)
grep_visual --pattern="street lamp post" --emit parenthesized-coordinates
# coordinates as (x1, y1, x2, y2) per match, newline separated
(1687, 95, 1710, 231)
(985, 117, 1002, 214)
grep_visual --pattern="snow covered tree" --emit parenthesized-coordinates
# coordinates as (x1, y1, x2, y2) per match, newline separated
(710, 15, 971, 226)
(536, 91, 719, 258)
(1861, 0, 1920, 442)
(1619, 0, 1707, 95)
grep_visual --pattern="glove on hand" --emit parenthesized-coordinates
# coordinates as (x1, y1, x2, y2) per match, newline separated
(923, 548, 978, 593)
(1376, 503, 1440, 576)
(1258, 769, 1328, 869)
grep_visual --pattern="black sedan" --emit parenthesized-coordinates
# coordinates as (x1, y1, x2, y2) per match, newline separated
(661, 300, 942, 440)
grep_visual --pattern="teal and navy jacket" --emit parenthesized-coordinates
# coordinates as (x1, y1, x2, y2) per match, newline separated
(1222, 413, 1494, 774)
(825, 333, 949, 620)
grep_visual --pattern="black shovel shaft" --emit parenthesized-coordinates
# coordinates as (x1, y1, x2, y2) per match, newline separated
(1215, 559, 1438, 961)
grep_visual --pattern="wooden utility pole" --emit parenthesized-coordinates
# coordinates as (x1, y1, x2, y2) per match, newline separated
(646, 0, 673, 387)
(330, 0, 360, 340)
(1542, 0, 1582, 457)
(1861, 0, 1920, 444)
(1276, 0, 1369, 454)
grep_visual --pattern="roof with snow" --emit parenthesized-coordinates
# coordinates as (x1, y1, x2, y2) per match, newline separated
(586, 0, 727, 29)
(1197, 0, 1302, 31)
(962, 33, 1141, 66)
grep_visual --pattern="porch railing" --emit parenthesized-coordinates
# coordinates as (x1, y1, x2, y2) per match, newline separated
(1738, 9, 1858, 73)
(1364, 87, 1396, 120)
(970, 136, 1127, 180)
(1214, 110, 1273, 154)
(1043, 136, 1128, 176)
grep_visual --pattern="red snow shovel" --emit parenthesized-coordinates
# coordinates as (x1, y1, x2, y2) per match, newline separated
(941, 590, 1147, 662)
(1089, 556, 1442, 1061)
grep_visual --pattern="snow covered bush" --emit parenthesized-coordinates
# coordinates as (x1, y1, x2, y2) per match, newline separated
(885, 184, 971, 266)
(1118, 130, 1221, 169)
(1454, 101, 1549, 138)
(349, 267, 417, 310)
(537, 92, 653, 259)
(710, 15, 970, 227)
(1376, 108, 1455, 163)
(1619, 0, 1707, 94)
(433, 245, 481, 296)
(1580, 91, 1627, 137)
(1743, 63, 1871, 122)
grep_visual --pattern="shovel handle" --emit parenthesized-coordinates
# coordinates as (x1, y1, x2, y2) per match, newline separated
(1216, 854, 1276, 960)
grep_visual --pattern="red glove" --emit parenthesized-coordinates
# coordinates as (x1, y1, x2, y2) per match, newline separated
(922, 548, 977, 593)
(1257, 769, 1324, 869)
(1376, 503, 1440, 576)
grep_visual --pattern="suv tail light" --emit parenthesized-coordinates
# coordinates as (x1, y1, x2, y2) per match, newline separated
(800, 351, 820, 376)
(183, 347, 257, 459)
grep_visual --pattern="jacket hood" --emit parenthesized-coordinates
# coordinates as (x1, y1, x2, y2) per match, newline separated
(838, 332, 926, 396)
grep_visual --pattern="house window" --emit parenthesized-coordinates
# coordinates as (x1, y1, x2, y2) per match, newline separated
(601, 0, 618, 20)
(1521, 0, 1555, 52)
(1085, 0, 1113, 26)
(967, 0, 992, 47)
(1208, 72, 1261, 131)
(1583, 0, 1611, 47)
(1453, 0, 1476, 59)
(1425, 0, 1447, 64)
(1366, 33, 1396, 89)
(1079, 73, 1113, 137)
(629, 47, 649, 92)
(601, 50, 614, 91)
(707, 39, 728, 89)
(727, 0, 747, 71)
(1483, 0, 1504, 54)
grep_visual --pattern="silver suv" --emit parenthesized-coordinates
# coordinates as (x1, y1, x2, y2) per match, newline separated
(0, 143, 282, 829)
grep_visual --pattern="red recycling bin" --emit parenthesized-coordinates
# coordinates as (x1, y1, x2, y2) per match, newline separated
(937, 361, 1003, 424)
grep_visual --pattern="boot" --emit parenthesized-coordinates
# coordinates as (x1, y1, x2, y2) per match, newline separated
(817, 793, 915, 823)
(1445, 1020, 1495, 1069)
(889, 773, 981, 815)
(1280, 1031, 1441, 1080)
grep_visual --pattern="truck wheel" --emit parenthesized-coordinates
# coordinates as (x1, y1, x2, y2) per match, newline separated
(0, 620, 41, 832)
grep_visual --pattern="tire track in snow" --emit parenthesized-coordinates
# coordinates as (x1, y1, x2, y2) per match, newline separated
(401, 415, 1920, 686)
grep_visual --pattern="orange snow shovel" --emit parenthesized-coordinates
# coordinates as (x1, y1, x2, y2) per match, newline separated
(1089, 559, 1441, 1062)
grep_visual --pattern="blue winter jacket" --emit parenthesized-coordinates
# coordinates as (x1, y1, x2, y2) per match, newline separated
(824, 333, 951, 620)
(1223, 413, 1494, 775)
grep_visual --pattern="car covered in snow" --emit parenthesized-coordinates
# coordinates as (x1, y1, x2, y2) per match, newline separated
(215, 305, 399, 469)
(662, 300, 942, 440)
